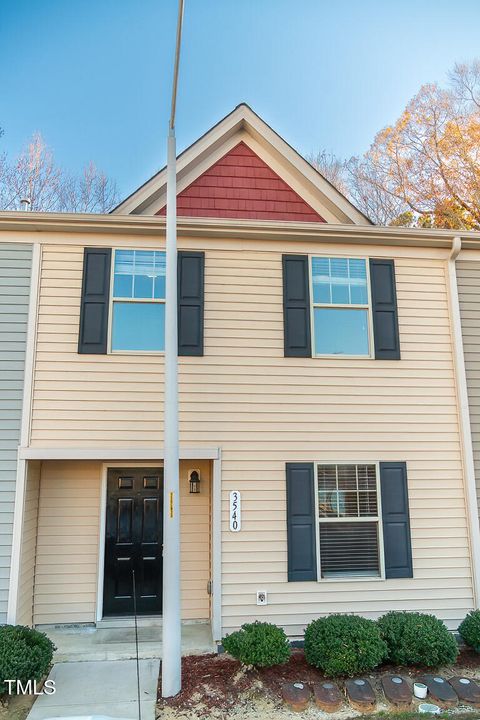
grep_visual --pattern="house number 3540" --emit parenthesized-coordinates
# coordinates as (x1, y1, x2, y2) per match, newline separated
(229, 491, 241, 532)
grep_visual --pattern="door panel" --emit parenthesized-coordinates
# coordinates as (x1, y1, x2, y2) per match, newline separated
(117, 498, 134, 543)
(103, 467, 163, 616)
(114, 556, 134, 600)
(142, 498, 159, 543)
(141, 556, 159, 598)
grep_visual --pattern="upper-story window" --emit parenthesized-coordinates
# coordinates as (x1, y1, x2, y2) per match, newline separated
(111, 250, 166, 352)
(311, 257, 371, 357)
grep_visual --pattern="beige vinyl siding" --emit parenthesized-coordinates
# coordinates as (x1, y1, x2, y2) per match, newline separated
(16, 461, 41, 626)
(34, 461, 101, 625)
(33, 459, 210, 625)
(457, 259, 480, 516)
(179, 459, 211, 620)
(30, 239, 473, 634)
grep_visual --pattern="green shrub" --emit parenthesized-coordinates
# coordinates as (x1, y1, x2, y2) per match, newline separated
(222, 621, 290, 667)
(378, 611, 459, 667)
(0, 625, 56, 695)
(304, 614, 387, 676)
(459, 610, 480, 652)
(222, 629, 244, 659)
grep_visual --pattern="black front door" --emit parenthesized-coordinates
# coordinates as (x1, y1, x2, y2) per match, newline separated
(103, 467, 163, 616)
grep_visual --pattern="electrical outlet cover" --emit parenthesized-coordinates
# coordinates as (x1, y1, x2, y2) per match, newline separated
(256, 590, 268, 605)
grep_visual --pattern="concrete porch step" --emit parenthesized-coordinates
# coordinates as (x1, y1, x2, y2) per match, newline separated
(39, 621, 216, 662)
(96, 615, 164, 629)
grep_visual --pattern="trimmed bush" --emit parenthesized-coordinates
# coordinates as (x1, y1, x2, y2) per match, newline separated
(459, 610, 480, 652)
(222, 621, 290, 668)
(304, 614, 387, 676)
(0, 625, 56, 695)
(378, 611, 458, 667)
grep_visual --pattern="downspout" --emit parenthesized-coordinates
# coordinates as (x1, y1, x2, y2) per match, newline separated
(448, 236, 480, 608)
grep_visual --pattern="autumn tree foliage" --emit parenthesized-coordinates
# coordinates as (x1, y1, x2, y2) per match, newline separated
(0, 132, 118, 213)
(310, 59, 480, 229)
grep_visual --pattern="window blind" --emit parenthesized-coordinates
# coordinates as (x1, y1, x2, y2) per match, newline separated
(317, 464, 381, 578)
(319, 522, 380, 577)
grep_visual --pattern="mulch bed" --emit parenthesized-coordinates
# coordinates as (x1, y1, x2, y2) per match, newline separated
(157, 647, 480, 716)
(378, 645, 480, 677)
(454, 646, 480, 669)
(156, 651, 324, 713)
(157, 653, 248, 713)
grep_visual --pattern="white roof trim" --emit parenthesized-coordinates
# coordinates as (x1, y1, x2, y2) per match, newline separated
(1, 212, 480, 248)
(19, 446, 220, 460)
(113, 104, 371, 225)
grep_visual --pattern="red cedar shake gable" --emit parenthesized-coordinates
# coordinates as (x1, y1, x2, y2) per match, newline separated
(157, 141, 325, 222)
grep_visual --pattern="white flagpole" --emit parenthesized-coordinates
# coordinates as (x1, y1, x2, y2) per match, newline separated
(162, 0, 184, 698)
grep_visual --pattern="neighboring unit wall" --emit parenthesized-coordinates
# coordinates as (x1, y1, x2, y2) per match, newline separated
(16, 461, 41, 626)
(0, 243, 32, 622)
(29, 238, 474, 634)
(33, 459, 210, 624)
(457, 259, 480, 517)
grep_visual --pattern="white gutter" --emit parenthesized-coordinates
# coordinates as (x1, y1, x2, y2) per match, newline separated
(448, 236, 480, 608)
(3, 212, 480, 247)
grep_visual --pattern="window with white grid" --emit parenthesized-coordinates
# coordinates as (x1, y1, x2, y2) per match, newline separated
(110, 249, 166, 352)
(317, 463, 382, 578)
(311, 257, 371, 356)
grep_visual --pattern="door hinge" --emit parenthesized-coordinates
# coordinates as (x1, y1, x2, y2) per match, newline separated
(207, 580, 213, 595)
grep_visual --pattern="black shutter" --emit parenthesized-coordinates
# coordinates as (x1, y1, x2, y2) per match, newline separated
(380, 461, 413, 579)
(178, 251, 204, 356)
(369, 259, 400, 360)
(78, 248, 111, 354)
(283, 255, 311, 357)
(286, 463, 317, 581)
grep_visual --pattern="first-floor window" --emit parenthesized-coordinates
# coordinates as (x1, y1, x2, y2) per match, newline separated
(317, 463, 381, 578)
(111, 249, 166, 352)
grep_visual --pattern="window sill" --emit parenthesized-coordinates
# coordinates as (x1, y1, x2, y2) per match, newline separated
(109, 350, 166, 356)
(312, 354, 374, 360)
(317, 575, 384, 583)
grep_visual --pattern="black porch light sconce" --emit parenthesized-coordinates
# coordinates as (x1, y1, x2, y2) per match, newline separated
(189, 469, 201, 494)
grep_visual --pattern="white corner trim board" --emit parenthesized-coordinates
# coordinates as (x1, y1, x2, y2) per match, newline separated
(211, 450, 222, 642)
(448, 237, 480, 608)
(95, 465, 109, 623)
(20, 243, 41, 448)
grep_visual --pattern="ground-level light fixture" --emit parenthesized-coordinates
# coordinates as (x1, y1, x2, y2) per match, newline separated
(189, 469, 201, 494)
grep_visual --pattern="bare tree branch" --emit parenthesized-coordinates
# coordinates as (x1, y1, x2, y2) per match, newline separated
(306, 150, 349, 196)
(450, 61, 480, 110)
(0, 132, 118, 212)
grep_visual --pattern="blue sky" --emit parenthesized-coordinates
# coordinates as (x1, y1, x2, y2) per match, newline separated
(1, 0, 480, 201)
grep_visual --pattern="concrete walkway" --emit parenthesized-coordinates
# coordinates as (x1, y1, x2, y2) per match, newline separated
(27, 658, 159, 720)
